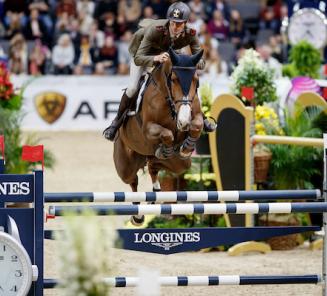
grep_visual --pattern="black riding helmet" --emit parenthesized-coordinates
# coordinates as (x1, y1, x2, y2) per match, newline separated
(166, 2, 191, 23)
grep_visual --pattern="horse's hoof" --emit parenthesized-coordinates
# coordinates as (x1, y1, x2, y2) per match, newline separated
(179, 146, 192, 159)
(130, 215, 145, 226)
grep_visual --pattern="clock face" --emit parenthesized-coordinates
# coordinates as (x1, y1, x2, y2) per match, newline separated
(0, 232, 32, 296)
(288, 8, 327, 48)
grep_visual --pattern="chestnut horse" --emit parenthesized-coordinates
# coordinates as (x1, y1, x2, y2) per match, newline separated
(113, 48, 204, 223)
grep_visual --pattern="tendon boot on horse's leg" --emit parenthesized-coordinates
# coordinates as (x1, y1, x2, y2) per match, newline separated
(103, 92, 131, 141)
(203, 113, 217, 133)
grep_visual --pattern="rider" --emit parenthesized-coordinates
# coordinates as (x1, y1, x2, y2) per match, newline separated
(103, 1, 216, 141)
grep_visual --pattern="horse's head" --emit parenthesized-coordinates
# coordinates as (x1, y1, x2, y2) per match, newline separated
(166, 48, 203, 131)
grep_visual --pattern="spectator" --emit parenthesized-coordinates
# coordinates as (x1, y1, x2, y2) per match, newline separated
(207, 10, 229, 41)
(118, 30, 132, 75)
(229, 9, 245, 48)
(116, 13, 128, 38)
(188, 0, 206, 20)
(29, 39, 50, 75)
(256, 43, 282, 78)
(24, 8, 49, 45)
(259, 0, 282, 33)
(52, 33, 75, 74)
(118, 0, 141, 30)
(101, 12, 118, 38)
(28, 0, 53, 35)
(75, 34, 95, 73)
(56, 0, 76, 17)
(5, 12, 24, 39)
(89, 20, 105, 49)
(207, 0, 230, 20)
(77, 0, 95, 17)
(269, 35, 283, 62)
(142, 6, 155, 19)
(68, 18, 82, 60)
(54, 11, 71, 40)
(8, 33, 28, 74)
(95, 35, 118, 74)
(204, 47, 228, 78)
(187, 11, 204, 34)
(199, 25, 219, 52)
(78, 9, 93, 35)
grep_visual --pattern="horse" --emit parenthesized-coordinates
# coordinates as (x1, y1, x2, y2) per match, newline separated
(113, 48, 204, 224)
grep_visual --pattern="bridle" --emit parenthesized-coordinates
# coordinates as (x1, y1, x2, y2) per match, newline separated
(152, 64, 199, 120)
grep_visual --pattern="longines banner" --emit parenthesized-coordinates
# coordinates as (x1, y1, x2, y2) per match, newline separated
(11, 75, 291, 131)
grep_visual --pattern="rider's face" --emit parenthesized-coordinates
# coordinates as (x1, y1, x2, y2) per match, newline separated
(169, 21, 186, 36)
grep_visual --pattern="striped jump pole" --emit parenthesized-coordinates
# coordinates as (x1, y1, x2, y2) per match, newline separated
(43, 275, 320, 288)
(48, 202, 327, 216)
(44, 189, 321, 203)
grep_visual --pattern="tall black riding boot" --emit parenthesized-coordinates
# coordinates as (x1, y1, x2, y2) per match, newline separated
(203, 113, 217, 133)
(103, 92, 131, 141)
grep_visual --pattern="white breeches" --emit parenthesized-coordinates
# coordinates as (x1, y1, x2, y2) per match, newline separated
(126, 59, 147, 98)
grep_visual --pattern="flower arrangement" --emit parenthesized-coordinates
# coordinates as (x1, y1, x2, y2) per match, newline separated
(199, 82, 214, 117)
(230, 49, 277, 106)
(0, 63, 55, 173)
(56, 211, 116, 296)
(255, 105, 283, 136)
(0, 62, 22, 111)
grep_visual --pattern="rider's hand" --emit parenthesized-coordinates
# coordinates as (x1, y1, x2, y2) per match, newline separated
(154, 52, 169, 63)
(196, 59, 205, 70)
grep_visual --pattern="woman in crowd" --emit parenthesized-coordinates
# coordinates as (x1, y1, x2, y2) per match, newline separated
(52, 33, 74, 74)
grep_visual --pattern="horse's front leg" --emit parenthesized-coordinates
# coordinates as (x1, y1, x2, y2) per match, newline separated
(145, 122, 175, 159)
(180, 113, 203, 158)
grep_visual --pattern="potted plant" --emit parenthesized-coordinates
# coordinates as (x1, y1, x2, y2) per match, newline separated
(254, 105, 282, 184)
(268, 104, 323, 189)
(260, 104, 324, 250)
(230, 49, 278, 106)
(282, 40, 322, 79)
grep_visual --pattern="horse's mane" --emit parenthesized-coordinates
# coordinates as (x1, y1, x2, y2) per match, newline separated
(152, 60, 171, 81)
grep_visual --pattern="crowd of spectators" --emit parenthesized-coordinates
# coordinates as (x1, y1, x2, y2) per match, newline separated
(0, 0, 288, 77)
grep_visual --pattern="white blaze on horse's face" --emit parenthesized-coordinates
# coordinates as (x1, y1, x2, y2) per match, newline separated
(177, 96, 191, 131)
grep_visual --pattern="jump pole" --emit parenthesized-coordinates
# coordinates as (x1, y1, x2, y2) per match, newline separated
(44, 189, 321, 203)
(43, 274, 321, 288)
(48, 202, 327, 216)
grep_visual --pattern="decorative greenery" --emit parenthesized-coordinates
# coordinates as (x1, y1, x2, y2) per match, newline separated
(230, 49, 277, 106)
(183, 157, 216, 190)
(268, 104, 323, 189)
(199, 82, 214, 117)
(255, 105, 283, 136)
(0, 64, 55, 173)
(56, 210, 115, 296)
(147, 213, 226, 229)
(0, 108, 55, 173)
(282, 41, 322, 79)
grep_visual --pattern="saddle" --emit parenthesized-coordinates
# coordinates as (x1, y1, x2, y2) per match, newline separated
(127, 74, 151, 116)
